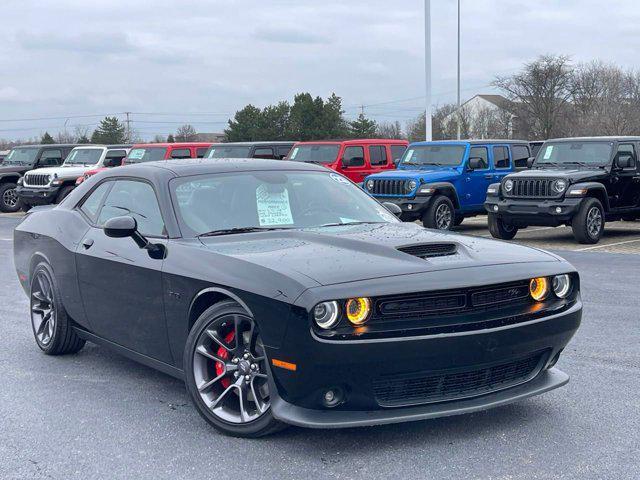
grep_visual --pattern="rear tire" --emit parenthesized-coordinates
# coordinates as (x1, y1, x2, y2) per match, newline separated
(0, 182, 21, 212)
(55, 185, 75, 204)
(454, 215, 464, 226)
(422, 195, 454, 230)
(488, 213, 518, 240)
(571, 198, 604, 244)
(30, 262, 85, 355)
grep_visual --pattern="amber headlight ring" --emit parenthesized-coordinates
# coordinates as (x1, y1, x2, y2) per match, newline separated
(345, 297, 371, 326)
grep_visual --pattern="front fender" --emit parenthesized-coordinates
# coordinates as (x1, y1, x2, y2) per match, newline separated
(421, 181, 460, 208)
(0, 173, 21, 183)
(567, 182, 610, 210)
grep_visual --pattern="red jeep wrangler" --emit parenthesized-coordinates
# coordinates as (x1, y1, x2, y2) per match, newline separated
(286, 139, 408, 184)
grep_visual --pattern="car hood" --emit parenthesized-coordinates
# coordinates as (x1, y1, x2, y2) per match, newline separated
(29, 165, 94, 179)
(368, 168, 459, 182)
(199, 222, 559, 287)
(0, 165, 29, 175)
(508, 168, 607, 183)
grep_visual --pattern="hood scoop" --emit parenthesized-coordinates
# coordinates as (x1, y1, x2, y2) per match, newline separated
(397, 243, 457, 259)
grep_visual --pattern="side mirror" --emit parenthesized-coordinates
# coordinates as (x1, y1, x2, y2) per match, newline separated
(615, 155, 635, 170)
(467, 157, 484, 171)
(527, 157, 535, 168)
(393, 158, 401, 166)
(103, 215, 165, 259)
(381, 202, 402, 217)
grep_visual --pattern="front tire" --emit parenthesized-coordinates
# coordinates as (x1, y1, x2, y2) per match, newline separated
(422, 195, 454, 230)
(572, 198, 604, 244)
(184, 300, 285, 437)
(55, 185, 75, 204)
(488, 213, 518, 240)
(0, 182, 21, 212)
(30, 262, 85, 355)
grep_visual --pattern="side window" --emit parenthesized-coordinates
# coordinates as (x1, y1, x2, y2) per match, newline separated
(369, 146, 388, 166)
(343, 146, 365, 167)
(469, 147, 489, 169)
(616, 144, 637, 169)
(390, 145, 407, 163)
(170, 148, 191, 159)
(276, 146, 292, 159)
(493, 146, 511, 169)
(79, 182, 112, 223)
(512, 145, 530, 169)
(104, 150, 127, 167)
(253, 147, 275, 159)
(39, 149, 63, 166)
(97, 180, 165, 237)
(196, 148, 208, 158)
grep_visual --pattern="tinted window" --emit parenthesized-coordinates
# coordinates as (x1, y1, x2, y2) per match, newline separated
(206, 146, 252, 158)
(196, 148, 208, 158)
(64, 148, 102, 165)
(343, 146, 365, 167)
(468, 146, 489, 169)
(512, 145, 530, 168)
(79, 182, 112, 222)
(401, 145, 465, 167)
(170, 148, 191, 159)
(493, 146, 510, 169)
(369, 146, 388, 166)
(40, 149, 63, 166)
(390, 145, 407, 162)
(253, 147, 275, 159)
(4, 147, 39, 166)
(276, 146, 292, 159)
(125, 148, 167, 164)
(288, 144, 340, 164)
(536, 141, 613, 167)
(97, 180, 165, 237)
(530, 143, 543, 156)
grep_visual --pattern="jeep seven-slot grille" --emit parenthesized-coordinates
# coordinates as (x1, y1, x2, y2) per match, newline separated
(371, 352, 545, 407)
(23, 174, 50, 187)
(397, 243, 457, 259)
(510, 178, 556, 198)
(371, 179, 407, 196)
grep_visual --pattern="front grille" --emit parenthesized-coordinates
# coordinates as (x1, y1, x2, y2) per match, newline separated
(509, 178, 556, 198)
(24, 173, 50, 187)
(397, 243, 457, 259)
(370, 179, 408, 196)
(372, 352, 545, 407)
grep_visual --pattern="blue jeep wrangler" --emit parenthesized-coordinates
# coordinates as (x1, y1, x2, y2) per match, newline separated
(364, 140, 532, 230)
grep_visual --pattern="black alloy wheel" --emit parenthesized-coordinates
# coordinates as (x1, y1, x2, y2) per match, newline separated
(572, 198, 604, 244)
(488, 213, 518, 240)
(184, 300, 285, 437)
(422, 195, 454, 230)
(0, 182, 21, 212)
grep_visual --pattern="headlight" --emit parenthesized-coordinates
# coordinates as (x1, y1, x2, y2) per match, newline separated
(366, 179, 374, 191)
(529, 277, 550, 301)
(553, 179, 567, 193)
(406, 180, 417, 192)
(552, 274, 572, 298)
(17, 177, 23, 186)
(345, 297, 371, 325)
(313, 301, 340, 329)
(503, 179, 514, 193)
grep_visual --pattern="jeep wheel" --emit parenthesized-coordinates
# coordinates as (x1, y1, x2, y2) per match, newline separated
(0, 182, 22, 213)
(488, 213, 518, 240)
(454, 215, 464, 226)
(572, 198, 604, 244)
(422, 195, 454, 230)
(55, 185, 75, 204)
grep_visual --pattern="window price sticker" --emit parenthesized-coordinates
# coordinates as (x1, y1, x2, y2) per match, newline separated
(256, 184, 294, 226)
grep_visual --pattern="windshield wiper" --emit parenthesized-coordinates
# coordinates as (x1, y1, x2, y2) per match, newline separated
(197, 226, 292, 237)
(317, 221, 385, 228)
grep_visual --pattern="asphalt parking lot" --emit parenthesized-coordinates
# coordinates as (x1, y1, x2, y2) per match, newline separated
(1, 212, 639, 480)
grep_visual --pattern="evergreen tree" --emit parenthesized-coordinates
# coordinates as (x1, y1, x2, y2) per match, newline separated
(41, 132, 55, 144)
(90, 117, 127, 144)
(348, 113, 377, 138)
(77, 135, 91, 144)
(166, 134, 175, 143)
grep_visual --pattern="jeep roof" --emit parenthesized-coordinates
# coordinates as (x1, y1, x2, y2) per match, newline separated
(410, 139, 529, 146)
(296, 139, 408, 145)
(543, 136, 640, 143)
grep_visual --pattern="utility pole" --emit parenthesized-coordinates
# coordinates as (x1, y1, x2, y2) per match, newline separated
(124, 111, 132, 142)
(456, 0, 461, 140)
(424, 0, 432, 141)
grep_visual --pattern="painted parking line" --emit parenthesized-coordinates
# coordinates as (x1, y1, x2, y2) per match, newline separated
(576, 238, 640, 251)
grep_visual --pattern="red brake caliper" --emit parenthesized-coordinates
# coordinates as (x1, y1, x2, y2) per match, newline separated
(215, 330, 235, 388)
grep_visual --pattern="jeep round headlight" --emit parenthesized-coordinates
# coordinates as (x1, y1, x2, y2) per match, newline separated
(313, 301, 340, 329)
(530, 277, 550, 302)
(553, 179, 567, 193)
(552, 274, 572, 298)
(345, 297, 371, 326)
(406, 180, 417, 193)
(366, 179, 374, 191)
(503, 179, 514, 193)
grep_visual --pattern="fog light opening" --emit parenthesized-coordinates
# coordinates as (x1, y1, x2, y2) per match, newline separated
(555, 207, 562, 214)
(407, 204, 413, 210)
(493, 205, 499, 212)
(322, 387, 344, 408)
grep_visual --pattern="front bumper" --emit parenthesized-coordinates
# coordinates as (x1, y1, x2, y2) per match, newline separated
(372, 194, 433, 219)
(485, 196, 583, 226)
(266, 299, 581, 428)
(16, 185, 60, 205)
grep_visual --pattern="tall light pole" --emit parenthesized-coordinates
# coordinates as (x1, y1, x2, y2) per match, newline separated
(456, 0, 461, 140)
(424, 0, 432, 141)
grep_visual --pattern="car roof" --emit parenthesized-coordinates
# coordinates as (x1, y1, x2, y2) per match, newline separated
(105, 158, 327, 178)
(294, 139, 408, 145)
(130, 142, 213, 148)
(410, 139, 528, 146)
(210, 141, 296, 146)
(545, 136, 640, 142)
(11, 144, 80, 149)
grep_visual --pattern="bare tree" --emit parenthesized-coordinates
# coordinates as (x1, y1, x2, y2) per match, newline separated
(175, 124, 198, 142)
(376, 121, 404, 139)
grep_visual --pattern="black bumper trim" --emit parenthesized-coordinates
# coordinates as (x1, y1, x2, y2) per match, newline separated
(271, 367, 568, 428)
(16, 185, 60, 204)
(484, 197, 583, 225)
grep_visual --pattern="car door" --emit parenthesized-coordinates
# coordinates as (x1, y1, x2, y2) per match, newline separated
(491, 145, 513, 182)
(75, 178, 172, 363)
(36, 149, 63, 168)
(368, 145, 389, 174)
(610, 142, 639, 209)
(341, 145, 368, 183)
(460, 145, 492, 209)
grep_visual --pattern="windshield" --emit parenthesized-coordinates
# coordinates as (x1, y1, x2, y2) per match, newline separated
(125, 148, 167, 164)
(400, 145, 466, 167)
(206, 146, 252, 158)
(287, 144, 340, 164)
(535, 142, 614, 167)
(4, 147, 39, 166)
(172, 171, 398, 236)
(64, 148, 103, 166)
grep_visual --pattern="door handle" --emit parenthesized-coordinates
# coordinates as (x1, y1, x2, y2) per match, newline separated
(484, 174, 493, 179)
(82, 238, 94, 249)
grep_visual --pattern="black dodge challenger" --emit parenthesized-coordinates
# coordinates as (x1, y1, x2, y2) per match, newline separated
(13, 159, 582, 437)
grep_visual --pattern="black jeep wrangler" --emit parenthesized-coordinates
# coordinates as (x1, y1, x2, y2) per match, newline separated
(485, 137, 640, 244)
(0, 144, 78, 212)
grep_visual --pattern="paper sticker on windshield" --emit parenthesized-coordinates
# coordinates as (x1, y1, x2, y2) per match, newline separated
(129, 149, 145, 160)
(289, 147, 299, 160)
(256, 184, 293, 226)
(543, 146, 553, 160)
(330, 173, 350, 185)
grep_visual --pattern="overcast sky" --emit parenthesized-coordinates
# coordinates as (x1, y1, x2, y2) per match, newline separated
(1, 0, 639, 140)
